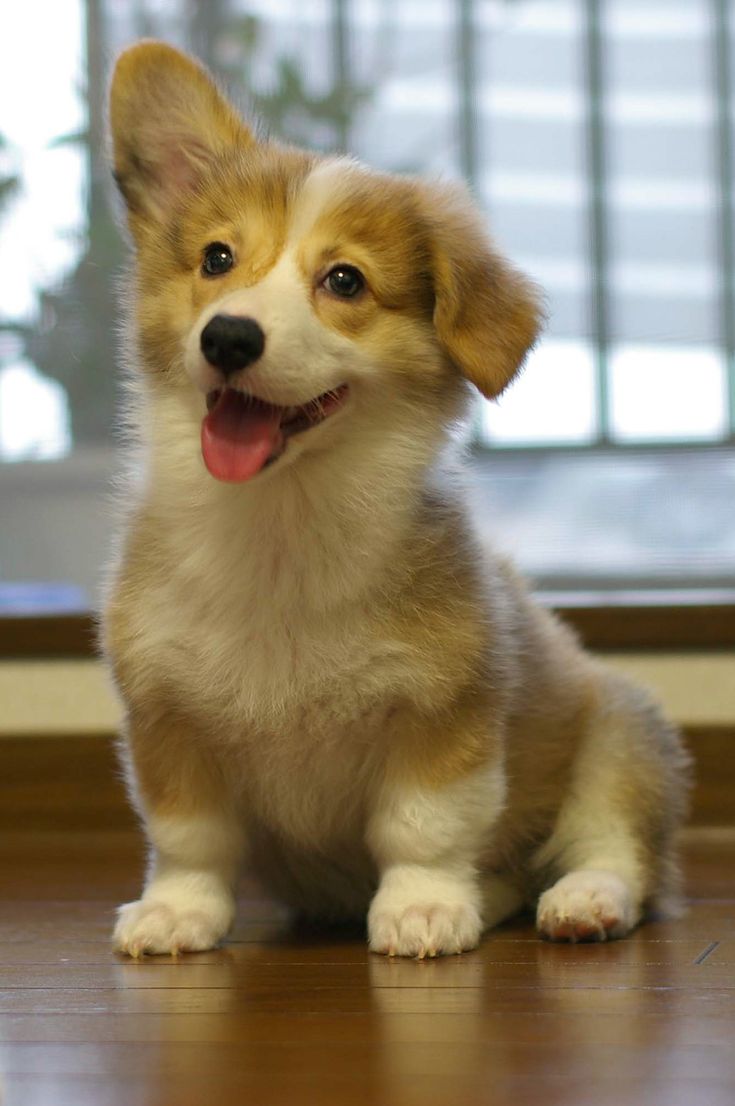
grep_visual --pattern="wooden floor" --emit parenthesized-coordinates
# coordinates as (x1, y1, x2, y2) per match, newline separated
(1, 829, 734, 1106)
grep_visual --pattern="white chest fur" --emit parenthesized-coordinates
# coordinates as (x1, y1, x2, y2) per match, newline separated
(117, 458, 428, 849)
(113, 388, 459, 850)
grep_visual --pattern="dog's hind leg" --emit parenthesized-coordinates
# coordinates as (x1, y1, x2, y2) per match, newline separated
(532, 673, 690, 943)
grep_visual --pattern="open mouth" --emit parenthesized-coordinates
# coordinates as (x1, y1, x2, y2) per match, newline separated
(201, 384, 349, 483)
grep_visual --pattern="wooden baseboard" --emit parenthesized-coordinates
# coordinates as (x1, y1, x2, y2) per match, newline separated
(682, 725, 735, 825)
(0, 734, 136, 833)
(4, 596, 735, 657)
(0, 727, 731, 832)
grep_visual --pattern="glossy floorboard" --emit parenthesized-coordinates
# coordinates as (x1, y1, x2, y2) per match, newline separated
(0, 829, 733, 1106)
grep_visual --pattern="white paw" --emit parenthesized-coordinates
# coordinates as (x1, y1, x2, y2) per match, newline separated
(369, 901, 482, 958)
(368, 870, 482, 958)
(536, 869, 640, 942)
(113, 898, 231, 957)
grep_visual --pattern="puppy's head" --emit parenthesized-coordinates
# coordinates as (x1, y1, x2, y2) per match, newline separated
(110, 42, 542, 483)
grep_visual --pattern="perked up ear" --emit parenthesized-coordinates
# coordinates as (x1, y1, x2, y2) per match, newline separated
(423, 183, 544, 399)
(109, 41, 254, 231)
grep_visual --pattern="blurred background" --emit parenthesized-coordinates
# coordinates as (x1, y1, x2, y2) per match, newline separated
(1, 0, 734, 608)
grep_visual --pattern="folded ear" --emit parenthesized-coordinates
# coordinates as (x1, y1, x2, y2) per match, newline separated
(109, 41, 254, 232)
(423, 183, 544, 399)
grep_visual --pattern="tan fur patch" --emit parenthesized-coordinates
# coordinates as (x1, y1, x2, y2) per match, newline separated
(417, 181, 545, 398)
(110, 40, 252, 231)
(130, 147, 316, 380)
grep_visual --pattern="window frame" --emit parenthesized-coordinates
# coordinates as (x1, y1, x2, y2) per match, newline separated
(3, 1, 735, 643)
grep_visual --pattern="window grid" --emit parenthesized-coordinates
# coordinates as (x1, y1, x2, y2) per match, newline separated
(2, 0, 734, 457)
(713, 0, 735, 438)
(585, 0, 612, 445)
(454, 0, 735, 450)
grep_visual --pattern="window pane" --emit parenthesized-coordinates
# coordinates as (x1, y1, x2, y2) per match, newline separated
(603, 0, 730, 446)
(480, 340, 597, 446)
(609, 344, 728, 442)
(0, 0, 733, 606)
(0, 361, 71, 461)
(479, 0, 591, 351)
(0, 1, 84, 462)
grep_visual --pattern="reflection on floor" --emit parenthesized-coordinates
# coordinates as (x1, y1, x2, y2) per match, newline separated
(0, 828, 733, 1106)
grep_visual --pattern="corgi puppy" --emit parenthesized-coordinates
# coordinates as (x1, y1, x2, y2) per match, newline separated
(105, 41, 689, 958)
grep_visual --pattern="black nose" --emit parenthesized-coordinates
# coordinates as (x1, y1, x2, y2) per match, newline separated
(200, 314, 266, 375)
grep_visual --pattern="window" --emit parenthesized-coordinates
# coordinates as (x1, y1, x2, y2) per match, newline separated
(478, 0, 734, 448)
(1, 0, 733, 609)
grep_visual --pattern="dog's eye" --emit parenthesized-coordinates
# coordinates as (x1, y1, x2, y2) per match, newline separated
(201, 242, 234, 277)
(323, 265, 365, 298)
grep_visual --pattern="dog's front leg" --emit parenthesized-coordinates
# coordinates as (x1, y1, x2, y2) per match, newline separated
(113, 713, 244, 957)
(366, 755, 506, 958)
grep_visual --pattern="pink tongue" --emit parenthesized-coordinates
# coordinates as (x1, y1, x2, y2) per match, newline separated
(201, 389, 283, 482)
